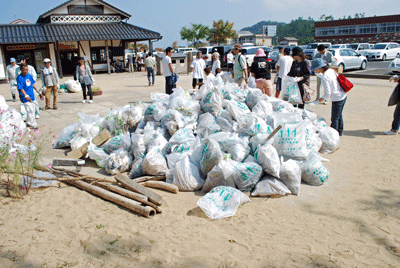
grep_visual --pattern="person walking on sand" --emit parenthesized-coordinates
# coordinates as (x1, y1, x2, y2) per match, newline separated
(5, 58, 18, 101)
(16, 63, 44, 129)
(162, 47, 176, 95)
(144, 52, 157, 86)
(250, 48, 273, 96)
(41, 58, 59, 110)
(275, 48, 293, 98)
(232, 44, 248, 86)
(76, 57, 95, 103)
(384, 76, 400, 135)
(15, 55, 40, 119)
(311, 58, 347, 136)
(190, 51, 206, 90)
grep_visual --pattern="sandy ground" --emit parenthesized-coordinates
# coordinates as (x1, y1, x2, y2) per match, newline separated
(0, 70, 400, 268)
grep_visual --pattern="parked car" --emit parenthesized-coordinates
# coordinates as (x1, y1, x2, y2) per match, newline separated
(330, 44, 350, 49)
(173, 47, 196, 54)
(388, 55, 400, 74)
(269, 49, 279, 69)
(364, 43, 400, 61)
(304, 42, 332, 60)
(198, 46, 214, 66)
(346, 43, 371, 56)
(329, 48, 368, 71)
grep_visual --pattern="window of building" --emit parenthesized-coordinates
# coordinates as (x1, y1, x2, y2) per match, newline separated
(68, 5, 104, 15)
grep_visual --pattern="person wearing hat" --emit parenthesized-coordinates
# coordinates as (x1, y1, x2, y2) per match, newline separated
(287, 47, 311, 109)
(232, 44, 248, 86)
(311, 58, 347, 136)
(250, 48, 273, 96)
(76, 57, 95, 103)
(5, 58, 18, 101)
(314, 44, 337, 103)
(41, 58, 59, 109)
(15, 55, 40, 119)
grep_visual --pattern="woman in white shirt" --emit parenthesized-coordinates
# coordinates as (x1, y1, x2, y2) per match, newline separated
(211, 52, 221, 76)
(311, 58, 347, 136)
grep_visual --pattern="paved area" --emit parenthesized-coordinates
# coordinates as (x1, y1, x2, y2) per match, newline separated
(346, 60, 393, 76)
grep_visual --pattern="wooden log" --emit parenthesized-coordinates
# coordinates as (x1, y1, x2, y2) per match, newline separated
(69, 180, 156, 218)
(141, 181, 179, 194)
(94, 182, 162, 214)
(115, 174, 165, 206)
(131, 175, 166, 184)
(92, 129, 111, 147)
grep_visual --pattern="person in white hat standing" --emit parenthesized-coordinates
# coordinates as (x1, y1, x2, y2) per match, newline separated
(5, 58, 18, 101)
(41, 58, 59, 109)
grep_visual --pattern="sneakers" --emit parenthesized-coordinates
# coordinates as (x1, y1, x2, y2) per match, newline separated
(149, 81, 151, 86)
(45, 107, 51, 110)
(12, 94, 16, 102)
(384, 130, 398, 135)
(35, 115, 40, 119)
(88, 100, 93, 104)
(82, 100, 87, 103)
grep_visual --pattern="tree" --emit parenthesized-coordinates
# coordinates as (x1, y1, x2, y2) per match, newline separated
(171, 41, 178, 49)
(180, 23, 210, 48)
(276, 17, 315, 45)
(207, 20, 237, 45)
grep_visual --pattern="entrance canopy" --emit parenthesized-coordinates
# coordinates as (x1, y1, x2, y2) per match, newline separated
(0, 22, 161, 44)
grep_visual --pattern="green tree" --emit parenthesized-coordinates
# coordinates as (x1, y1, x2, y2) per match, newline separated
(180, 23, 210, 48)
(276, 17, 315, 45)
(207, 20, 237, 45)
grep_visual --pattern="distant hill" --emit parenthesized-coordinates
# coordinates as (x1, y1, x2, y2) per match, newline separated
(241, 21, 285, 34)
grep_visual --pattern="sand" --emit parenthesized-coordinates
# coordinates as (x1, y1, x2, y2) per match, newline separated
(0, 71, 400, 268)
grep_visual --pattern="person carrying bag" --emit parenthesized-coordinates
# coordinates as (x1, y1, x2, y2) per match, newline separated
(76, 57, 95, 103)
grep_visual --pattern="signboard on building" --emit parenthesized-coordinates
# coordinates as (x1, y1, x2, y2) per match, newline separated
(7, 45, 35, 51)
(267, 25, 277, 37)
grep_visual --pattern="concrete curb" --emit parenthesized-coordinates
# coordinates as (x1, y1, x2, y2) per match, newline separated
(341, 73, 391, 80)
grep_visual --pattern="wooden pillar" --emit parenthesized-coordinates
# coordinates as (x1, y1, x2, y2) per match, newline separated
(134, 41, 137, 57)
(55, 42, 63, 79)
(148, 40, 152, 53)
(106, 40, 111, 75)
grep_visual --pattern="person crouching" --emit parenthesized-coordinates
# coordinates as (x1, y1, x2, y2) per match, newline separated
(17, 63, 44, 129)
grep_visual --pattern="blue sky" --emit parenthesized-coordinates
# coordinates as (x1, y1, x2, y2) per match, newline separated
(1, 0, 399, 48)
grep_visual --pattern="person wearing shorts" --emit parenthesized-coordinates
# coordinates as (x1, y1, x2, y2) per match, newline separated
(190, 51, 206, 90)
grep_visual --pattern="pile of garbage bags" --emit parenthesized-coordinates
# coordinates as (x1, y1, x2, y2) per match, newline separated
(54, 76, 341, 218)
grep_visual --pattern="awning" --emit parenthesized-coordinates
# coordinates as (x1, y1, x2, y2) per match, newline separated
(0, 22, 162, 44)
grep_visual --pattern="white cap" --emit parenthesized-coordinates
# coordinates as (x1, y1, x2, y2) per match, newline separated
(43, 58, 51, 63)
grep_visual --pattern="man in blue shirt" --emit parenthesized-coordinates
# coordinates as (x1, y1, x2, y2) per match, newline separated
(17, 63, 44, 129)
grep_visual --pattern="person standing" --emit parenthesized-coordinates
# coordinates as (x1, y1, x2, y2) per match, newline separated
(76, 57, 94, 103)
(211, 52, 221, 76)
(41, 58, 59, 110)
(384, 77, 400, 135)
(232, 44, 248, 86)
(287, 47, 311, 109)
(5, 58, 18, 101)
(276, 47, 284, 62)
(128, 55, 134, 73)
(15, 55, 40, 119)
(190, 51, 206, 90)
(16, 63, 44, 129)
(227, 50, 234, 73)
(162, 47, 176, 95)
(275, 48, 293, 98)
(144, 52, 157, 86)
(311, 58, 347, 136)
(314, 44, 337, 103)
(250, 48, 273, 96)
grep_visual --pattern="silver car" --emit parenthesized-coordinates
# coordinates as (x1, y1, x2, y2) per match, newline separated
(328, 48, 368, 71)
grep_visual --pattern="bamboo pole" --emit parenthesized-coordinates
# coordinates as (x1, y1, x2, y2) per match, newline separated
(141, 181, 179, 194)
(131, 175, 166, 184)
(69, 180, 156, 218)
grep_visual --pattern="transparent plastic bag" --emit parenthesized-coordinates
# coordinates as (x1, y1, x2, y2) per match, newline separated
(251, 176, 291, 197)
(104, 149, 132, 175)
(282, 76, 302, 105)
(254, 142, 281, 178)
(279, 159, 301, 196)
(70, 136, 88, 150)
(142, 148, 168, 176)
(102, 133, 131, 154)
(197, 186, 250, 220)
(200, 138, 223, 176)
(202, 160, 236, 193)
(201, 86, 223, 117)
(53, 122, 80, 149)
(171, 155, 204, 191)
(87, 147, 109, 168)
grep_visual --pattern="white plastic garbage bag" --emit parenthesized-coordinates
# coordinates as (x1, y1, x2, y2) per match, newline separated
(0, 95, 9, 111)
(200, 138, 223, 176)
(102, 133, 131, 154)
(53, 122, 80, 149)
(282, 76, 302, 105)
(142, 148, 168, 176)
(251, 176, 291, 197)
(246, 88, 267, 110)
(129, 157, 144, 179)
(273, 121, 309, 160)
(251, 100, 273, 121)
(279, 159, 302, 196)
(104, 148, 132, 175)
(254, 142, 281, 178)
(318, 127, 341, 154)
(196, 113, 221, 138)
(201, 86, 223, 117)
(87, 147, 109, 168)
(131, 133, 147, 159)
(197, 186, 250, 220)
(299, 153, 330, 186)
(70, 136, 88, 151)
(226, 100, 252, 127)
(64, 80, 82, 93)
(229, 160, 263, 192)
(239, 115, 270, 137)
(171, 155, 204, 191)
(202, 161, 236, 193)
